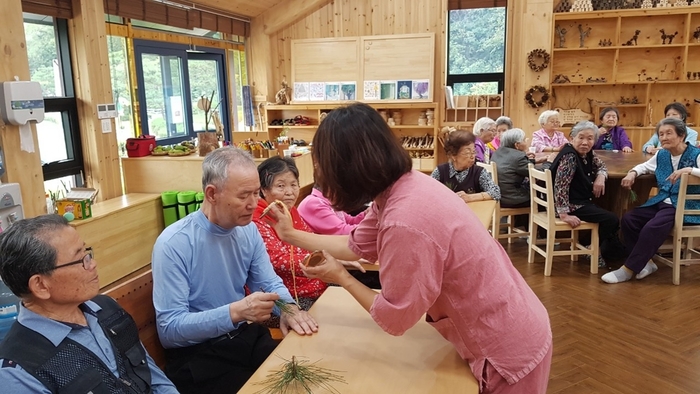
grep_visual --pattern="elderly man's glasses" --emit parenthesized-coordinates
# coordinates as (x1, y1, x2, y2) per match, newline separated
(51, 247, 94, 271)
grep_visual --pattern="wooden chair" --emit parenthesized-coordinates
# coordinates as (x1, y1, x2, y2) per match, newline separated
(652, 173, 700, 285)
(527, 164, 599, 276)
(477, 162, 530, 243)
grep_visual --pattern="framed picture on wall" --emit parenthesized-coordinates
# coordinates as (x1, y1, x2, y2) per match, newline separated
(363, 81, 381, 100)
(340, 82, 356, 100)
(309, 82, 325, 101)
(397, 80, 412, 100)
(412, 80, 430, 100)
(325, 83, 340, 101)
(380, 81, 396, 100)
(293, 82, 310, 101)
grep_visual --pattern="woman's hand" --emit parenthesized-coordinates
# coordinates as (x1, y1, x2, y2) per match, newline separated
(666, 167, 692, 184)
(338, 259, 367, 273)
(559, 213, 581, 228)
(645, 146, 660, 154)
(622, 146, 633, 153)
(301, 250, 352, 286)
(593, 174, 606, 198)
(599, 127, 608, 135)
(264, 203, 294, 242)
(526, 152, 536, 160)
(621, 171, 637, 190)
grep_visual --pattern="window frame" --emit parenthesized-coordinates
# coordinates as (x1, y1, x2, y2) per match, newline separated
(446, 7, 507, 95)
(133, 40, 231, 145)
(24, 16, 85, 182)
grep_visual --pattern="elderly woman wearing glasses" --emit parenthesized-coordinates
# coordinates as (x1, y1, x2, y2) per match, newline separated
(531, 110, 568, 153)
(473, 117, 498, 163)
(487, 116, 514, 152)
(431, 130, 500, 203)
(252, 157, 327, 322)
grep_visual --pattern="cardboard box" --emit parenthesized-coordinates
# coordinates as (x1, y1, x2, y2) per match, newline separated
(56, 198, 92, 220)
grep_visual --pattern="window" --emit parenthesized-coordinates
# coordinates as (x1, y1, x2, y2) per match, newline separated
(133, 40, 231, 145)
(229, 48, 248, 131)
(447, 7, 506, 96)
(107, 35, 136, 157)
(24, 13, 84, 186)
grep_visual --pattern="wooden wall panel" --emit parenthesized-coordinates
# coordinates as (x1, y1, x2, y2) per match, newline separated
(0, 0, 46, 217)
(505, 0, 555, 136)
(250, 0, 446, 109)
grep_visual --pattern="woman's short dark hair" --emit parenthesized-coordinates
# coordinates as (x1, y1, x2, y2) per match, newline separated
(664, 102, 688, 123)
(312, 102, 411, 212)
(599, 107, 619, 122)
(0, 215, 69, 297)
(257, 156, 299, 198)
(443, 130, 476, 156)
(656, 117, 687, 139)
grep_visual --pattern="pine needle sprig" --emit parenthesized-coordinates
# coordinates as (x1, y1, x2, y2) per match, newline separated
(629, 190, 638, 203)
(260, 288, 295, 315)
(254, 355, 347, 394)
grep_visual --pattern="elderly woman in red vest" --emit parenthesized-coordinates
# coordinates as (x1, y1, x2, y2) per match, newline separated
(431, 130, 500, 203)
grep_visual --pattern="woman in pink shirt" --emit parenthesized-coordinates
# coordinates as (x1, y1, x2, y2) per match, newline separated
(531, 110, 568, 153)
(297, 186, 366, 235)
(267, 103, 552, 394)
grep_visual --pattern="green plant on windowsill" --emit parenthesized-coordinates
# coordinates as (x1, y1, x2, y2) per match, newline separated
(197, 90, 222, 132)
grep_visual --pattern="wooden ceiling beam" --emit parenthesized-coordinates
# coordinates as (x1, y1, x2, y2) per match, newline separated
(262, 0, 332, 35)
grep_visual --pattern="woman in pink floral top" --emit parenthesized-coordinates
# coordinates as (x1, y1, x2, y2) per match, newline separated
(267, 103, 552, 394)
(531, 110, 568, 153)
(253, 157, 327, 325)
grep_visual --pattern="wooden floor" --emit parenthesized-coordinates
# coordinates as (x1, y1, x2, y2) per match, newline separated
(502, 239, 700, 394)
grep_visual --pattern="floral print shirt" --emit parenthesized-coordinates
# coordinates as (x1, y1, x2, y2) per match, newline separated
(554, 151, 608, 215)
(431, 161, 501, 200)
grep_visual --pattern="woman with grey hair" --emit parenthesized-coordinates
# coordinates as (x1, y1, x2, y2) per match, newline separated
(487, 116, 514, 151)
(604, 117, 700, 284)
(491, 128, 536, 208)
(531, 110, 568, 153)
(549, 120, 623, 268)
(473, 117, 497, 163)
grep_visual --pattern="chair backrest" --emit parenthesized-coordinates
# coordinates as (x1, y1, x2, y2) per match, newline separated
(476, 161, 498, 184)
(675, 173, 700, 229)
(528, 164, 555, 225)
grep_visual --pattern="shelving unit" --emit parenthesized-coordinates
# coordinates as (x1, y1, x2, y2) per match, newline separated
(265, 102, 439, 172)
(550, 7, 700, 148)
(443, 94, 504, 127)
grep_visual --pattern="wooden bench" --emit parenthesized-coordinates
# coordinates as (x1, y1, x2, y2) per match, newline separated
(102, 268, 285, 369)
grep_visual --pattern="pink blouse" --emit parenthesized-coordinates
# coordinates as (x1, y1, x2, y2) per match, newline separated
(531, 128, 568, 153)
(348, 170, 552, 386)
(298, 188, 366, 235)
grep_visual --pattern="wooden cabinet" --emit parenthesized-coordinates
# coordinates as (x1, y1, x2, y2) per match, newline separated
(551, 7, 700, 148)
(265, 103, 439, 172)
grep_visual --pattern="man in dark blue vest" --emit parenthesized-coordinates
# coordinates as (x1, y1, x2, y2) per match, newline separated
(0, 215, 178, 393)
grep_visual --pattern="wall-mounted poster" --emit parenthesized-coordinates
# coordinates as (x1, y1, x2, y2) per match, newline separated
(412, 80, 430, 99)
(293, 82, 309, 101)
(340, 82, 356, 100)
(363, 81, 381, 101)
(309, 82, 325, 101)
(380, 81, 396, 100)
(397, 80, 412, 100)
(325, 83, 340, 101)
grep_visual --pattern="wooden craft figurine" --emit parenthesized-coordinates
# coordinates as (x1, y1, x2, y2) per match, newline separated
(693, 26, 700, 43)
(578, 24, 592, 48)
(275, 81, 292, 105)
(660, 29, 679, 44)
(641, 0, 654, 8)
(556, 25, 567, 48)
(622, 30, 641, 46)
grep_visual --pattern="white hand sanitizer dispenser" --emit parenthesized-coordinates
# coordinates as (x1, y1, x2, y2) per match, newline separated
(0, 78, 45, 125)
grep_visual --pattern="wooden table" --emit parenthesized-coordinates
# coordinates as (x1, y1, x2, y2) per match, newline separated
(238, 287, 478, 394)
(593, 150, 656, 218)
(467, 200, 497, 229)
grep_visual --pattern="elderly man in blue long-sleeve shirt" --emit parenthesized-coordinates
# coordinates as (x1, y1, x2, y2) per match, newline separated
(152, 147, 318, 394)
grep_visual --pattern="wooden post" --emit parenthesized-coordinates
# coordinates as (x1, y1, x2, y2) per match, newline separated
(0, 0, 46, 217)
(505, 0, 555, 137)
(70, 0, 122, 201)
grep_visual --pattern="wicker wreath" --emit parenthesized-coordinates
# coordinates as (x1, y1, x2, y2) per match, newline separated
(525, 85, 550, 108)
(527, 49, 551, 72)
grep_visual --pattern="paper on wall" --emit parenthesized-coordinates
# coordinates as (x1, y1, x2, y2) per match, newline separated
(19, 122, 35, 153)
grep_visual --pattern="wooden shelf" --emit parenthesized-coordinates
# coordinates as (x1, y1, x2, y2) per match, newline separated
(390, 125, 436, 129)
(405, 147, 435, 151)
(267, 125, 317, 129)
(550, 6, 700, 151)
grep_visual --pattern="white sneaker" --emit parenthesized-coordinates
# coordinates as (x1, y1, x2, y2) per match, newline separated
(635, 261, 658, 280)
